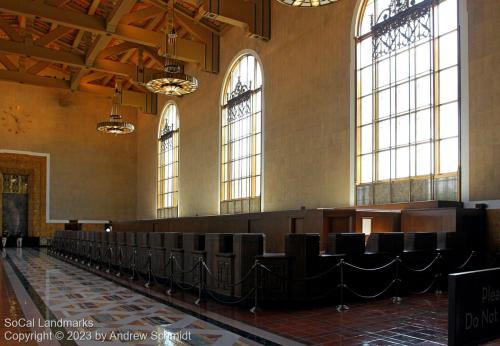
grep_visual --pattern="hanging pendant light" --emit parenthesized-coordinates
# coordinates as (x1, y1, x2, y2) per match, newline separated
(276, 0, 338, 7)
(97, 81, 135, 134)
(145, 0, 198, 96)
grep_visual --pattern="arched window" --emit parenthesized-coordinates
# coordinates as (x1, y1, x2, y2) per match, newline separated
(220, 53, 263, 214)
(355, 0, 460, 205)
(157, 103, 179, 218)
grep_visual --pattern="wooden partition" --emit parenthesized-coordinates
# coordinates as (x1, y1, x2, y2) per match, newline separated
(112, 202, 485, 252)
(355, 210, 401, 234)
(114, 210, 324, 252)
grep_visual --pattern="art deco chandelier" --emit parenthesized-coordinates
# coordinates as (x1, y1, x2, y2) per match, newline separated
(97, 81, 135, 135)
(145, 0, 198, 96)
(275, 0, 338, 7)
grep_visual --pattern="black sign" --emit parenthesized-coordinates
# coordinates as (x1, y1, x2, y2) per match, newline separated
(449, 267, 500, 346)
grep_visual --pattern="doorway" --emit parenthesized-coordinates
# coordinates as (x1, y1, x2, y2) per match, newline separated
(1, 174, 29, 238)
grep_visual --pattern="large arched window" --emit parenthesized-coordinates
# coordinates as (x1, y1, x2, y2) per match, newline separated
(220, 53, 263, 214)
(157, 103, 179, 218)
(355, 0, 460, 205)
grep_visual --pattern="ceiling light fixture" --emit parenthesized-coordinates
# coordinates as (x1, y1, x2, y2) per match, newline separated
(97, 80, 135, 135)
(276, 0, 338, 7)
(144, 0, 198, 96)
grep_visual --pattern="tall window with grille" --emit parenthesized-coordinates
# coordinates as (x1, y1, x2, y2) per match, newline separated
(355, 0, 460, 205)
(157, 103, 179, 218)
(220, 54, 263, 214)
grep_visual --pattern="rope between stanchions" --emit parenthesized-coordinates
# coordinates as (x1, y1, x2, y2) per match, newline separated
(456, 251, 476, 270)
(174, 280, 201, 291)
(205, 287, 256, 305)
(172, 257, 200, 274)
(399, 254, 440, 273)
(291, 261, 342, 282)
(408, 274, 439, 295)
(258, 263, 287, 281)
(258, 262, 341, 282)
(221, 263, 257, 288)
(344, 279, 397, 299)
(343, 258, 398, 272)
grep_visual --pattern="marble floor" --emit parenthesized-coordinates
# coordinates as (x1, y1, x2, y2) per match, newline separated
(0, 248, 296, 346)
(2, 249, 500, 346)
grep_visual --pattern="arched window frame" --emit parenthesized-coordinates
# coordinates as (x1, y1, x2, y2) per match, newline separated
(157, 102, 179, 219)
(354, 0, 462, 206)
(220, 51, 263, 214)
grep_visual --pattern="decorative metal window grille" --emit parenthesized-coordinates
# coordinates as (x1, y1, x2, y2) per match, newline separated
(372, 0, 432, 59)
(157, 103, 179, 218)
(355, 0, 460, 206)
(159, 122, 176, 151)
(220, 54, 263, 213)
(227, 78, 252, 123)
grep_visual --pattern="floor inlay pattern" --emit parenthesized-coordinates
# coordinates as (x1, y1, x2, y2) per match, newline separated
(4, 249, 264, 346)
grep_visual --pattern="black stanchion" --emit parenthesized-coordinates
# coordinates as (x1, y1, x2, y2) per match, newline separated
(435, 253, 443, 295)
(195, 257, 204, 306)
(129, 248, 137, 280)
(116, 247, 124, 277)
(106, 247, 113, 274)
(167, 254, 175, 295)
(87, 244, 93, 267)
(250, 260, 260, 314)
(336, 259, 349, 312)
(145, 250, 153, 288)
(95, 244, 102, 270)
(391, 256, 402, 304)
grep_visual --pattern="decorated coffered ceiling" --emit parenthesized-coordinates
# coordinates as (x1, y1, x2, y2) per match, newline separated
(0, 0, 271, 112)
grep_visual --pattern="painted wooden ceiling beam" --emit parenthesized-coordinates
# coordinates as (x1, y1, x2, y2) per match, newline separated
(120, 6, 164, 25)
(0, 68, 149, 109)
(0, 16, 23, 42)
(0, 39, 160, 81)
(35, 25, 73, 46)
(26, 60, 51, 74)
(0, 53, 16, 71)
(70, 0, 134, 89)
(0, 0, 206, 65)
(0, 69, 70, 88)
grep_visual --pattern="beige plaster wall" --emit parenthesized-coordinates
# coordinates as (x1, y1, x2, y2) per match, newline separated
(0, 0, 497, 228)
(468, 0, 500, 201)
(136, 0, 356, 218)
(0, 82, 137, 221)
(136, 0, 500, 220)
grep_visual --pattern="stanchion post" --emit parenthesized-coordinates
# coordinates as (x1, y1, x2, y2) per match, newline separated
(167, 254, 175, 296)
(145, 250, 152, 288)
(130, 248, 137, 280)
(250, 260, 260, 314)
(435, 253, 443, 295)
(336, 259, 349, 312)
(392, 256, 402, 304)
(87, 244, 92, 267)
(106, 247, 112, 274)
(116, 247, 123, 278)
(195, 257, 204, 306)
(95, 244, 101, 270)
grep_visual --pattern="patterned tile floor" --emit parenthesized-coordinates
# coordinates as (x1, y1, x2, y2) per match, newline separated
(0, 250, 37, 346)
(3, 249, 500, 346)
(1, 249, 294, 346)
(51, 250, 500, 346)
